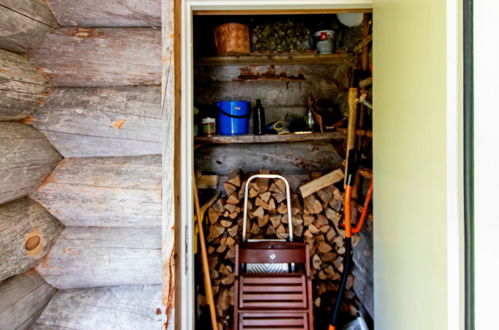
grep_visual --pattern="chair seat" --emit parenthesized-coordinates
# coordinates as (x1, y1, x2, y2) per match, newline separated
(239, 274, 308, 309)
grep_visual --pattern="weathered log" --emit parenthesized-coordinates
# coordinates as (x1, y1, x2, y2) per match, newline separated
(30, 156, 161, 227)
(0, 271, 56, 330)
(27, 27, 161, 87)
(0, 49, 52, 120)
(29, 87, 162, 157)
(36, 226, 161, 289)
(0, 123, 61, 204)
(195, 142, 343, 175)
(0, 198, 63, 282)
(32, 284, 163, 330)
(46, 0, 161, 27)
(0, 0, 58, 53)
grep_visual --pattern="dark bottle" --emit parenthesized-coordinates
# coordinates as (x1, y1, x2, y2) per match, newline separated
(252, 99, 265, 135)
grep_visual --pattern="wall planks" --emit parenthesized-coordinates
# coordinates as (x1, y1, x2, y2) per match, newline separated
(46, 0, 161, 27)
(30, 87, 162, 157)
(195, 141, 344, 175)
(27, 27, 161, 87)
(30, 156, 161, 227)
(0, 122, 61, 204)
(36, 226, 161, 289)
(0, 0, 58, 53)
(32, 284, 163, 329)
(0, 271, 56, 330)
(0, 49, 52, 121)
(0, 198, 63, 282)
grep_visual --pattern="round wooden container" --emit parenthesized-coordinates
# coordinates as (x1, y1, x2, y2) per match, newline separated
(214, 23, 250, 55)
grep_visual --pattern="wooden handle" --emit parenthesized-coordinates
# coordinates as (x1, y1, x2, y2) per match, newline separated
(193, 178, 218, 330)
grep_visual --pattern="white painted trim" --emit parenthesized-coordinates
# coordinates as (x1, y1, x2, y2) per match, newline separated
(190, 0, 372, 11)
(179, 4, 374, 330)
(446, 0, 464, 329)
(180, 1, 195, 329)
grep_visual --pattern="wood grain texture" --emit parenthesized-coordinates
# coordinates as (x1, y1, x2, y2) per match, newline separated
(30, 156, 161, 227)
(195, 142, 344, 175)
(27, 27, 161, 87)
(29, 87, 161, 157)
(0, 49, 52, 120)
(195, 132, 345, 144)
(46, 0, 161, 27)
(0, 122, 61, 205)
(0, 197, 63, 282)
(0, 271, 56, 330)
(36, 226, 162, 289)
(32, 285, 163, 330)
(161, 0, 176, 327)
(0, 0, 58, 53)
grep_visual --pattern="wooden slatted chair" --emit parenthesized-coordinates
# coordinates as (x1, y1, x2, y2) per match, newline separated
(234, 241, 313, 330)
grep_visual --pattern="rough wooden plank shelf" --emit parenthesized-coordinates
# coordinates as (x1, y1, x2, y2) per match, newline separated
(197, 53, 350, 66)
(195, 132, 346, 144)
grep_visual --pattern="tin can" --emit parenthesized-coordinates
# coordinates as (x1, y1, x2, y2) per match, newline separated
(202, 117, 216, 136)
(313, 30, 335, 54)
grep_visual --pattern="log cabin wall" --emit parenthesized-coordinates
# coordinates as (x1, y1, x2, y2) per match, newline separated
(0, 0, 165, 329)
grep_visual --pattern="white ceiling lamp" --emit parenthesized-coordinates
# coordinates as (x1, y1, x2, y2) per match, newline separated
(337, 13, 364, 27)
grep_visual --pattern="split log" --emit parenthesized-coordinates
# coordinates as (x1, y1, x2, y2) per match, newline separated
(299, 168, 344, 198)
(27, 27, 161, 87)
(32, 285, 163, 329)
(196, 142, 343, 175)
(29, 87, 162, 157)
(0, 198, 63, 282)
(0, 271, 56, 330)
(46, 0, 161, 27)
(0, 123, 61, 205)
(36, 226, 161, 289)
(30, 156, 161, 227)
(0, 49, 52, 121)
(0, 0, 58, 53)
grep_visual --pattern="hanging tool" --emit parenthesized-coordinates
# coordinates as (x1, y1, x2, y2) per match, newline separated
(193, 177, 218, 330)
(329, 149, 359, 330)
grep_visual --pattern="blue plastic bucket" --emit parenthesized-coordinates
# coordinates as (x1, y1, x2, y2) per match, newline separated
(216, 101, 251, 135)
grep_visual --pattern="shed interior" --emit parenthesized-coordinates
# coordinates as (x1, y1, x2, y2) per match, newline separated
(192, 11, 373, 330)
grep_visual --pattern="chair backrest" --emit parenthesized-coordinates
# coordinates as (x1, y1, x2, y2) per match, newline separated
(235, 241, 310, 276)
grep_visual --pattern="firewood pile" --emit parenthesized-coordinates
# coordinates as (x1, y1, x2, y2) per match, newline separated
(197, 169, 371, 329)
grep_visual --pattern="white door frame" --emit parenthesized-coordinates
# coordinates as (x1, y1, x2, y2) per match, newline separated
(175, 1, 463, 329)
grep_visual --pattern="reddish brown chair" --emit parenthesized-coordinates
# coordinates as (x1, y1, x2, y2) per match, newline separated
(234, 241, 313, 330)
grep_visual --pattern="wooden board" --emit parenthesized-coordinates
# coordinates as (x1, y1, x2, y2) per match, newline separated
(36, 226, 161, 289)
(30, 156, 161, 227)
(0, 198, 63, 282)
(161, 0, 177, 327)
(29, 86, 162, 157)
(0, 271, 56, 330)
(197, 53, 350, 66)
(195, 132, 345, 144)
(195, 141, 343, 175)
(46, 0, 161, 27)
(0, 49, 52, 121)
(27, 27, 161, 87)
(0, 0, 58, 53)
(0, 123, 61, 205)
(32, 285, 163, 330)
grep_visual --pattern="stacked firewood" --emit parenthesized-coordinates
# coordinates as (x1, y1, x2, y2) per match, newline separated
(198, 169, 367, 329)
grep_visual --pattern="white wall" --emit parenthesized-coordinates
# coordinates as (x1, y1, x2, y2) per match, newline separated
(373, 0, 462, 329)
(474, 1, 499, 328)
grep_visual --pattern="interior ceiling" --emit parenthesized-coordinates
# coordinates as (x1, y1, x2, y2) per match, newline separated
(46, 0, 161, 27)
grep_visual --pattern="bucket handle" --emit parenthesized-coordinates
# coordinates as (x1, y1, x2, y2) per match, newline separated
(217, 106, 252, 119)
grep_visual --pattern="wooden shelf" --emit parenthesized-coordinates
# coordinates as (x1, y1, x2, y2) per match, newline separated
(194, 132, 345, 144)
(196, 53, 351, 66)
